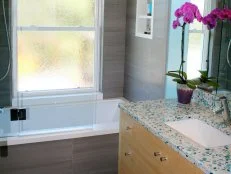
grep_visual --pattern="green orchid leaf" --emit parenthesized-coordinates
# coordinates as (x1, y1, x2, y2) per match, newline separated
(186, 82, 196, 89)
(200, 77, 207, 83)
(186, 80, 197, 89)
(207, 80, 219, 88)
(199, 70, 208, 78)
(169, 70, 187, 79)
(166, 72, 182, 79)
(188, 79, 200, 85)
(181, 71, 187, 80)
(173, 78, 183, 83)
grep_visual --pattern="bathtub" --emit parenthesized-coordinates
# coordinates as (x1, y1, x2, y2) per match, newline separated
(0, 98, 125, 146)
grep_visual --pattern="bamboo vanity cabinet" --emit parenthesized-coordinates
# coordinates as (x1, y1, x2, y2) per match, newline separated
(118, 111, 203, 174)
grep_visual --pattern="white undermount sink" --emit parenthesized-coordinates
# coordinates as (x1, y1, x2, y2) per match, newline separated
(165, 119, 231, 148)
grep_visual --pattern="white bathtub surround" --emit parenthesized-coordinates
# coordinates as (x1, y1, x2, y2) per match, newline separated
(0, 98, 126, 146)
(0, 123, 119, 146)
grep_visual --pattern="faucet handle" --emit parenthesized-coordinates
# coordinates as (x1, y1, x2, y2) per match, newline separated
(220, 96, 228, 101)
(213, 107, 224, 114)
(213, 96, 227, 101)
(218, 96, 231, 123)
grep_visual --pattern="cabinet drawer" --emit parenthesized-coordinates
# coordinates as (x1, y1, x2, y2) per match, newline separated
(120, 135, 161, 174)
(120, 111, 137, 136)
(159, 146, 203, 174)
(119, 142, 136, 174)
(120, 111, 140, 145)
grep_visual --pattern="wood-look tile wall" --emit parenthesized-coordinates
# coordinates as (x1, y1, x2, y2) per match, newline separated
(0, 134, 119, 174)
(102, 0, 127, 98)
(124, 0, 170, 101)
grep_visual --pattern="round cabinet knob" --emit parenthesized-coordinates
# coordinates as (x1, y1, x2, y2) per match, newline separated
(125, 152, 132, 156)
(160, 157, 168, 162)
(154, 152, 161, 156)
(126, 126, 132, 130)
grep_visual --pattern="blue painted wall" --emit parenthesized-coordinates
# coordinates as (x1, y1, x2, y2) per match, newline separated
(165, 0, 189, 99)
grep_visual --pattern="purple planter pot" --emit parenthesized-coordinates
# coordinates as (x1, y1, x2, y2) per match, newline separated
(177, 83, 194, 104)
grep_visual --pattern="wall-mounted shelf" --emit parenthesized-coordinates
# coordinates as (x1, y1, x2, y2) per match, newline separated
(136, 33, 153, 39)
(138, 15, 153, 19)
(135, 0, 154, 39)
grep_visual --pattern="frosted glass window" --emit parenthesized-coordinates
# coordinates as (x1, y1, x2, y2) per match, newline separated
(18, 32, 94, 91)
(16, 0, 97, 93)
(18, 0, 95, 27)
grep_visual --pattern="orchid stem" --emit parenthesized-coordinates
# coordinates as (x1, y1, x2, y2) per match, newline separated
(178, 23, 186, 83)
(206, 30, 211, 76)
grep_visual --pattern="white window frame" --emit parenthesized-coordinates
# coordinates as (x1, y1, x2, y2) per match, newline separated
(186, 0, 210, 76)
(11, 0, 104, 104)
(187, 26, 207, 68)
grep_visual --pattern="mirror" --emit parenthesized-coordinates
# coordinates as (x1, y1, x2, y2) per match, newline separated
(209, 0, 231, 98)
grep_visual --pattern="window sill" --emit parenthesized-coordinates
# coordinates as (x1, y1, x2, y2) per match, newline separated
(12, 92, 103, 107)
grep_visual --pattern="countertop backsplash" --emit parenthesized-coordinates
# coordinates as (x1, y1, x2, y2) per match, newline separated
(192, 89, 224, 114)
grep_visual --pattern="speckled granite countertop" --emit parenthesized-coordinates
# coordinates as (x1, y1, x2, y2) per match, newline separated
(119, 100, 231, 174)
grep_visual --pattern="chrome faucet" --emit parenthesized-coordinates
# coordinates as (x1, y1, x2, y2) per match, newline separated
(214, 96, 231, 124)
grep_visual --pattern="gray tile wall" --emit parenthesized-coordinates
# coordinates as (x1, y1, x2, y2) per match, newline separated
(124, 0, 170, 101)
(0, 0, 12, 107)
(0, 134, 119, 174)
(102, 0, 127, 99)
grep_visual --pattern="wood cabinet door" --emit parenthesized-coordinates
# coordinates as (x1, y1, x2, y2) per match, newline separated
(119, 111, 161, 174)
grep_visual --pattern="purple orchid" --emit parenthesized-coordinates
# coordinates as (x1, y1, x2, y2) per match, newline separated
(202, 14, 217, 30)
(203, 8, 231, 30)
(175, 8, 183, 18)
(168, 2, 203, 90)
(172, 2, 202, 29)
(173, 19, 181, 29)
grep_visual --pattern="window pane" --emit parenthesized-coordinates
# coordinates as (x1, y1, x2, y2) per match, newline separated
(18, 0, 95, 27)
(187, 33, 204, 79)
(18, 31, 95, 91)
(189, 21, 203, 30)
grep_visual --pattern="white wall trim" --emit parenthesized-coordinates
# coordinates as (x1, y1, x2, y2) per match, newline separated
(17, 26, 95, 31)
(12, 92, 103, 107)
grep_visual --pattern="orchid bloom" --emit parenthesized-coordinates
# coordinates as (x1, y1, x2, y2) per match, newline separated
(172, 2, 202, 29)
(202, 8, 231, 30)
